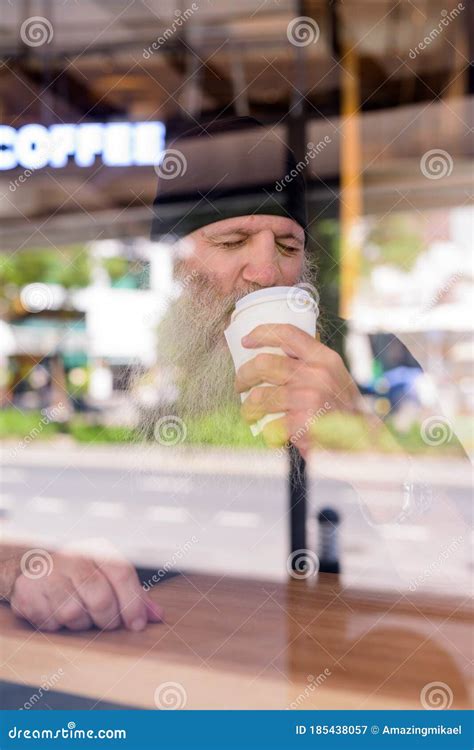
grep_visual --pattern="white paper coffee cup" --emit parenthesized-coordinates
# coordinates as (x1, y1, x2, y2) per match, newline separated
(225, 286, 318, 436)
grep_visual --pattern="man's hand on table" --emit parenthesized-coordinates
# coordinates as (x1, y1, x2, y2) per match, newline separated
(7, 545, 164, 633)
(236, 323, 365, 455)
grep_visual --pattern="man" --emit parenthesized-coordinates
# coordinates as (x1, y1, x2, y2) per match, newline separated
(0, 118, 457, 631)
(150, 117, 365, 454)
(153, 211, 364, 457)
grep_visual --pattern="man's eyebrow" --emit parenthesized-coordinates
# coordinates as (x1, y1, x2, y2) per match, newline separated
(204, 227, 249, 239)
(204, 228, 303, 241)
(275, 232, 303, 242)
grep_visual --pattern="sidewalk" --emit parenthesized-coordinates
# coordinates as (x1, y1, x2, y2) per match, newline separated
(1, 440, 472, 486)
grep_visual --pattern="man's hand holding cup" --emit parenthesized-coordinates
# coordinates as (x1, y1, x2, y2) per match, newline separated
(225, 286, 362, 456)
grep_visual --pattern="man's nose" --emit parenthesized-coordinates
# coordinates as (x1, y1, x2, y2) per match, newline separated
(241, 230, 280, 287)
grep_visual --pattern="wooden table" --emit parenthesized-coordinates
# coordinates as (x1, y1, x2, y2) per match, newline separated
(1, 572, 472, 710)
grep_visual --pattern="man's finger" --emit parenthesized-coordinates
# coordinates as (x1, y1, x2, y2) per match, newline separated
(242, 324, 320, 360)
(45, 578, 94, 631)
(235, 353, 297, 391)
(99, 561, 149, 632)
(49, 595, 93, 631)
(261, 416, 290, 447)
(72, 563, 122, 631)
(241, 385, 288, 422)
(236, 353, 317, 392)
(242, 385, 329, 422)
(144, 596, 165, 623)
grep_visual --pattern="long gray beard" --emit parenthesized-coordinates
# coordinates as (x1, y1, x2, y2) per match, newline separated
(156, 260, 315, 422)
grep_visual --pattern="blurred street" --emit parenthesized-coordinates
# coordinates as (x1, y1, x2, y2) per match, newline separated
(1, 444, 471, 596)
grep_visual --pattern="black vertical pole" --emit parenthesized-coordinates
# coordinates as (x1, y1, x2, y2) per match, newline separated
(288, 444, 307, 563)
(287, 0, 309, 564)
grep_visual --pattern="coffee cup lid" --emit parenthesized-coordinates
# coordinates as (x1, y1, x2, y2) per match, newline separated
(234, 285, 318, 317)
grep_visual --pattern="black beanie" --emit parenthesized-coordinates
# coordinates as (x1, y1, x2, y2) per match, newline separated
(151, 116, 308, 241)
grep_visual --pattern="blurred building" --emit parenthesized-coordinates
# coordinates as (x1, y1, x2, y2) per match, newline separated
(2, 238, 174, 414)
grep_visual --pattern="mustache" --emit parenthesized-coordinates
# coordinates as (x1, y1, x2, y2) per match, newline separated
(179, 272, 260, 306)
(222, 284, 263, 317)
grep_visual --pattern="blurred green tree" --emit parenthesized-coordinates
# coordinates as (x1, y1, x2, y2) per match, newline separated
(0, 245, 91, 304)
(362, 214, 424, 274)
